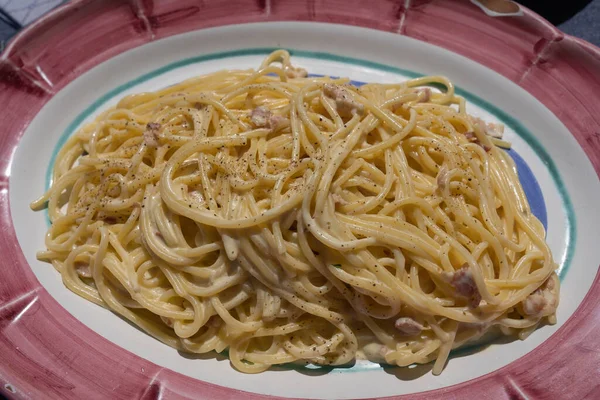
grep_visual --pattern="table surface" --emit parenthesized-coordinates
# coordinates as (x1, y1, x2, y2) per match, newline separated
(559, 0, 600, 45)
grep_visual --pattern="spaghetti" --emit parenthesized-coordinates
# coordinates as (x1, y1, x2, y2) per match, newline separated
(31, 50, 559, 375)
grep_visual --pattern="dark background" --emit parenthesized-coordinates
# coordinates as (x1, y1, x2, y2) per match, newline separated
(522, 0, 598, 25)
(524, 0, 600, 45)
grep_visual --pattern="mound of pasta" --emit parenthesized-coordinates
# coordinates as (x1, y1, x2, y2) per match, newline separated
(32, 50, 559, 375)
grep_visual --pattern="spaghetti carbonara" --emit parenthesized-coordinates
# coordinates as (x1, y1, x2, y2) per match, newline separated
(31, 50, 559, 375)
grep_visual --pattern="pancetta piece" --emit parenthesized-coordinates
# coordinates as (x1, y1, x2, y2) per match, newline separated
(442, 264, 482, 308)
(394, 317, 425, 336)
(323, 83, 364, 118)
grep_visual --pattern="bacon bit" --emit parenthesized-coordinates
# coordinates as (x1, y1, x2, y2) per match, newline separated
(323, 83, 364, 118)
(269, 115, 289, 131)
(108, 184, 121, 198)
(250, 106, 271, 128)
(74, 261, 92, 278)
(522, 276, 558, 318)
(442, 264, 482, 308)
(485, 122, 504, 139)
(160, 316, 174, 328)
(464, 131, 477, 142)
(436, 166, 449, 193)
(194, 102, 206, 110)
(285, 65, 308, 78)
(470, 116, 486, 132)
(394, 317, 425, 336)
(417, 88, 431, 103)
(188, 189, 204, 204)
(144, 122, 161, 148)
(469, 116, 505, 139)
(464, 131, 492, 152)
(250, 107, 289, 131)
(361, 343, 390, 363)
(155, 231, 164, 240)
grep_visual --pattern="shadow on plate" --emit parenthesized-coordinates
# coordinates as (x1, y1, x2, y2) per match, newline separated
(107, 296, 545, 380)
(178, 350, 229, 362)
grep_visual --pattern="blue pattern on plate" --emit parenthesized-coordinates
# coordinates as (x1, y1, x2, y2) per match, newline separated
(506, 148, 547, 229)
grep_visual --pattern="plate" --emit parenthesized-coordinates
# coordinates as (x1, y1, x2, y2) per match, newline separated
(1, 1, 600, 399)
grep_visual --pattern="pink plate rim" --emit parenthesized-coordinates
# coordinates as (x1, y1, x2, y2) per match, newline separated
(1, 1, 600, 399)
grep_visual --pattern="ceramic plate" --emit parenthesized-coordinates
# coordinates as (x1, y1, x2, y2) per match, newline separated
(1, 1, 600, 399)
